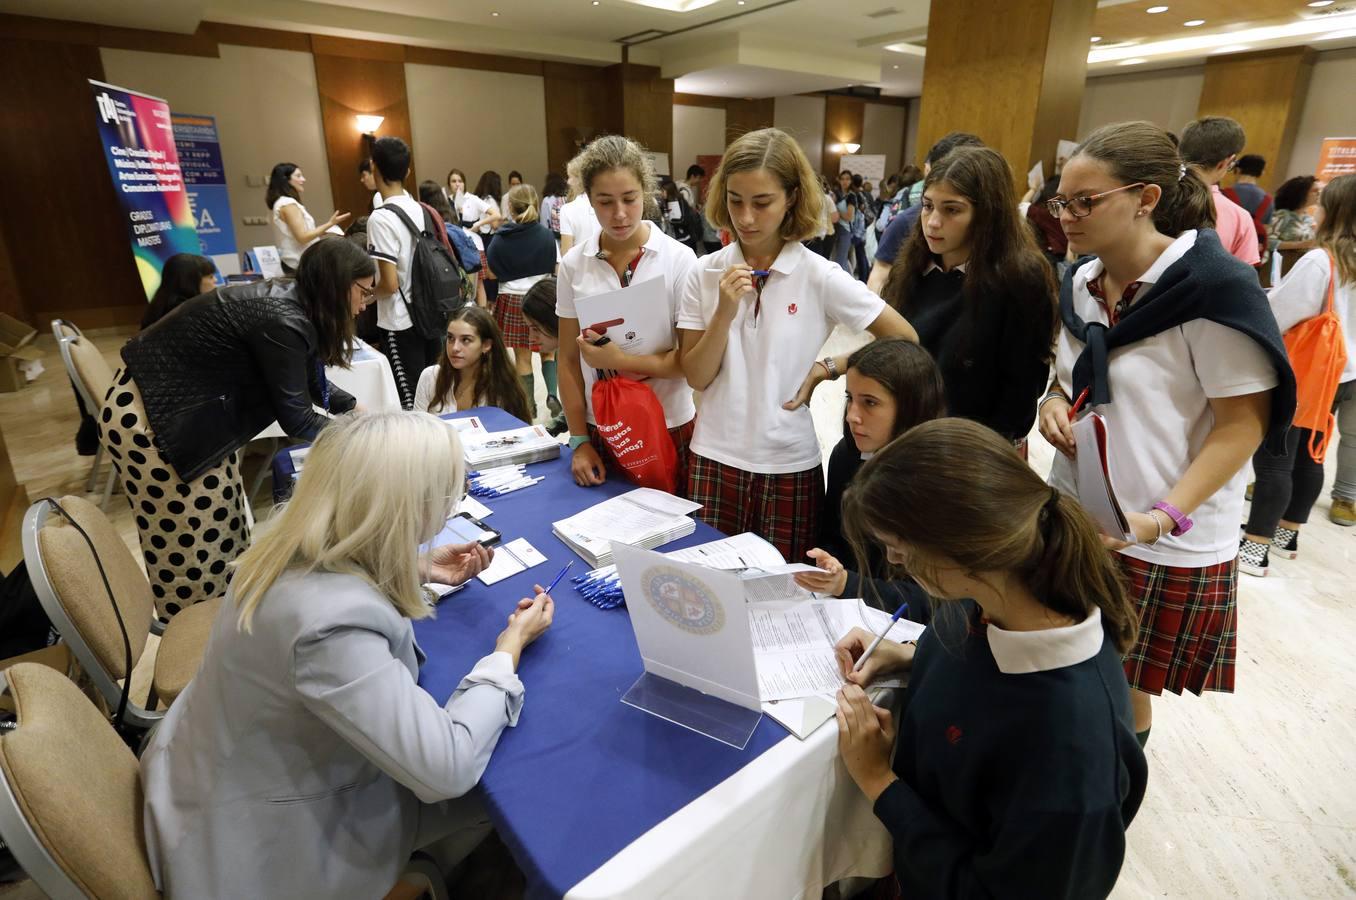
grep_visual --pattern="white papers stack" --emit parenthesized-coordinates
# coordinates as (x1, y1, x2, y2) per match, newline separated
(446, 415, 488, 437)
(553, 488, 701, 567)
(461, 424, 561, 469)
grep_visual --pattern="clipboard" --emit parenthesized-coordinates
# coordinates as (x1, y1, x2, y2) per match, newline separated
(1071, 412, 1134, 542)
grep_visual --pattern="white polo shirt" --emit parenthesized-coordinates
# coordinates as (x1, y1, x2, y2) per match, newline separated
(558, 194, 601, 245)
(366, 193, 423, 332)
(1269, 248, 1356, 383)
(1048, 230, 1279, 568)
(459, 193, 490, 230)
(676, 240, 886, 474)
(556, 225, 697, 429)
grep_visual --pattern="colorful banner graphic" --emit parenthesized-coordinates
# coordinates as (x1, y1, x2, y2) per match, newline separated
(90, 80, 199, 299)
(171, 113, 238, 274)
(1316, 137, 1356, 182)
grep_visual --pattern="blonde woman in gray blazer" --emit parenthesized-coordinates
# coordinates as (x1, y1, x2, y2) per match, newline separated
(140, 411, 555, 898)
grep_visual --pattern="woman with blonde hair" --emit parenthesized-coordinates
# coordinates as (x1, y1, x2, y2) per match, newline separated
(676, 127, 916, 561)
(140, 412, 556, 898)
(488, 182, 561, 420)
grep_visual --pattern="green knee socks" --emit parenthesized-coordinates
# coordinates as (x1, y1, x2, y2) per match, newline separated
(540, 358, 558, 399)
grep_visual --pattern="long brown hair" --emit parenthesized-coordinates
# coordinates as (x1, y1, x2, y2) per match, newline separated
(842, 338, 946, 444)
(428, 306, 531, 421)
(841, 419, 1138, 654)
(294, 237, 372, 366)
(1317, 174, 1356, 287)
(882, 146, 1057, 365)
(1072, 121, 1216, 237)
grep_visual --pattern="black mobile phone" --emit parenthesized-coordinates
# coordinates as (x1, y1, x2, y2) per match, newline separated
(445, 512, 502, 547)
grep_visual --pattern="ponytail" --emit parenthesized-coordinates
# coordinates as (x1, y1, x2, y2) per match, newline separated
(1156, 165, 1216, 237)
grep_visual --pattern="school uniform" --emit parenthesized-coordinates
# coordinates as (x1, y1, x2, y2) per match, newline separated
(819, 438, 931, 622)
(558, 194, 601, 247)
(1049, 229, 1290, 696)
(676, 240, 886, 562)
(557, 226, 698, 494)
(487, 221, 558, 350)
(879, 601, 1147, 898)
(412, 366, 489, 414)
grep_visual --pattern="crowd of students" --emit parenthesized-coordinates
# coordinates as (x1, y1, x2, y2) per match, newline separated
(111, 112, 1356, 899)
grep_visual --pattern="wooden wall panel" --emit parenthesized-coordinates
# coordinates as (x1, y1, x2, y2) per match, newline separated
(1199, 47, 1315, 189)
(822, 95, 866, 178)
(313, 52, 414, 219)
(0, 38, 144, 328)
(608, 64, 674, 162)
(725, 98, 776, 146)
(543, 64, 612, 175)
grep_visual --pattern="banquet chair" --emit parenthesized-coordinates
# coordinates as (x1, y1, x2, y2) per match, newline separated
(52, 320, 117, 509)
(21, 496, 221, 731)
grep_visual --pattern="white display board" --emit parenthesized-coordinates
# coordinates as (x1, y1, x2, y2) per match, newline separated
(839, 154, 887, 197)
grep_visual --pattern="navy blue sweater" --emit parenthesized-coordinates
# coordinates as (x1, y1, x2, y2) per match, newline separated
(875, 601, 1147, 898)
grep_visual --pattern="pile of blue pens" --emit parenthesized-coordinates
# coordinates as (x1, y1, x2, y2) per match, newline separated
(572, 565, 625, 610)
(468, 465, 542, 498)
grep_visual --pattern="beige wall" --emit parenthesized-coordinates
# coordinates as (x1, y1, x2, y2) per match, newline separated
(862, 101, 907, 177)
(1288, 47, 1356, 182)
(100, 44, 334, 253)
(774, 94, 826, 174)
(672, 105, 726, 178)
(405, 63, 550, 191)
(1078, 66, 1205, 139)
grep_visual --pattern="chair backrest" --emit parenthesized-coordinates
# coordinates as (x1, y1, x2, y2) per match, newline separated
(52, 320, 114, 412)
(21, 496, 158, 728)
(0, 663, 158, 900)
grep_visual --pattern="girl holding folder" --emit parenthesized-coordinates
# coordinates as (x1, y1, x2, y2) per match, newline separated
(1036, 122, 1294, 747)
(677, 128, 916, 562)
(555, 136, 699, 493)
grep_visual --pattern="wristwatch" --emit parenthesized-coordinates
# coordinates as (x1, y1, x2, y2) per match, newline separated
(1152, 501, 1193, 537)
(819, 356, 840, 380)
(568, 435, 590, 450)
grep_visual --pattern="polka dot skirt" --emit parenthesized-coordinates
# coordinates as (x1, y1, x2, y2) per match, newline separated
(100, 369, 250, 623)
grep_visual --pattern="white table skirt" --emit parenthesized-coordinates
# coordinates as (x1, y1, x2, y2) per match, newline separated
(566, 691, 898, 900)
(254, 342, 399, 440)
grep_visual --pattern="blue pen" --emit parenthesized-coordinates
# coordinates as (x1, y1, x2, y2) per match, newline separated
(852, 600, 910, 673)
(542, 561, 573, 596)
(751, 269, 771, 277)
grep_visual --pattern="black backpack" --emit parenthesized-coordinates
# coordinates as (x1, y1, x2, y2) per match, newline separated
(381, 203, 467, 340)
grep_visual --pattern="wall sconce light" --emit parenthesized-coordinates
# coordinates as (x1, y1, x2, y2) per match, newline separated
(355, 115, 385, 136)
(832, 142, 861, 154)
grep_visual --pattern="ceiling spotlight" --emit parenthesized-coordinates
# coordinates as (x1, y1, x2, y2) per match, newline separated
(491, 10, 500, 15)
(1308, 1, 1335, 6)
(1090, 35, 1102, 42)
(1118, 57, 1148, 65)
(1146, 5, 1169, 13)
(592, 1, 600, 5)
(1184, 19, 1205, 26)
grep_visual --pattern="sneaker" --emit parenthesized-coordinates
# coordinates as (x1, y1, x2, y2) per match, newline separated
(544, 412, 569, 437)
(1238, 537, 1269, 577)
(546, 394, 563, 417)
(1271, 527, 1299, 560)
(1331, 499, 1356, 527)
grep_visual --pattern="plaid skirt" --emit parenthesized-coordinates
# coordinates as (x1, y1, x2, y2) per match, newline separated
(1120, 553, 1237, 696)
(587, 419, 695, 499)
(686, 453, 824, 563)
(493, 291, 539, 350)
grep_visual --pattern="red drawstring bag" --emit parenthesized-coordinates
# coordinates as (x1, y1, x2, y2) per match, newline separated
(591, 376, 679, 493)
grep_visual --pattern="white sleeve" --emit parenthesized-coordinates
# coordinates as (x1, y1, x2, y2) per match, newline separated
(1268, 250, 1330, 335)
(555, 256, 578, 319)
(413, 365, 440, 412)
(558, 202, 576, 237)
(820, 258, 887, 331)
(292, 625, 522, 804)
(675, 259, 711, 331)
(1185, 319, 1280, 399)
(668, 248, 698, 327)
(366, 209, 401, 266)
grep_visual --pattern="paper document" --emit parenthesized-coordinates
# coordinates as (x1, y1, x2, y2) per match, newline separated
(458, 495, 494, 520)
(1072, 413, 1134, 541)
(1028, 161, 1045, 191)
(478, 537, 548, 585)
(553, 488, 701, 567)
(570, 276, 675, 369)
(665, 532, 786, 571)
(446, 416, 487, 436)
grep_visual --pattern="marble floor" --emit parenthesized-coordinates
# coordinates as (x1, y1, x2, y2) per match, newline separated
(2, 325, 1354, 899)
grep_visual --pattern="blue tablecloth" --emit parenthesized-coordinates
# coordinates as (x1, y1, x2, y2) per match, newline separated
(270, 408, 789, 899)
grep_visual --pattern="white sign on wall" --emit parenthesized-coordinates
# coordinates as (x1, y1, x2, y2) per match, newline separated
(839, 154, 887, 197)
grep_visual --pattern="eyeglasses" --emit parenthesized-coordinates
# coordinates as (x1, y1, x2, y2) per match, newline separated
(355, 281, 376, 298)
(1046, 182, 1146, 219)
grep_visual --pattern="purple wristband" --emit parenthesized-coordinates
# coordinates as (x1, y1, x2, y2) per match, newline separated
(1152, 502, 1193, 537)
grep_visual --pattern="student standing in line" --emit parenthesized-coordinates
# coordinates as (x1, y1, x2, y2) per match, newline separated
(267, 162, 348, 274)
(418, 181, 488, 310)
(1037, 121, 1295, 748)
(558, 162, 602, 255)
(831, 170, 857, 273)
(540, 172, 569, 240)
(446, 168, 470, 219)
(1241, 174, 1356, 563)
(678, 128, 917, 561)
(487, 183, 561, 421)
(413, 306, 531, 420)
(881, 146, 1058, 450)
(1179, 116, 1260, 267)
(555, 136, 699, 492)
(507, 170, 523, 188)
(793, 337, 941, 622)
(471, 171, 505, 305)
(367, 136, 440, 409)
(833, 418, 1147, 899)
(358, 159, 383, 211)
(1222, 153, 1272, 263)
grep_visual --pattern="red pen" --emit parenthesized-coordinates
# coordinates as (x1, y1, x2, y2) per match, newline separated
(1068, 387, 1090, 418)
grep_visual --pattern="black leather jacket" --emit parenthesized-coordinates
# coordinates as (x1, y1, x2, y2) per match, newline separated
(121, 279, 356, 482)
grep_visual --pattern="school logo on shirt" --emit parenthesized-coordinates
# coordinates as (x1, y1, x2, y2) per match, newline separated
(945, 725, 963, 746)
(787, 303, 798, 316)
(642, 565, 725, 635)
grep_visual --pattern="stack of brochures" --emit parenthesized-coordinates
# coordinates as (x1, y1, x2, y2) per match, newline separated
(553, 488, 701, 568)
(460, 424, 561, 469)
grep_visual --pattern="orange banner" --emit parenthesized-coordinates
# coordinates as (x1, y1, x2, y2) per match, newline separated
(1316, 137, 1356, 182)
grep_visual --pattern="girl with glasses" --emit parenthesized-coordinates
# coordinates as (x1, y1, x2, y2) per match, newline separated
(414, 306, 531, 422)
(1037, 121, 1295, 748)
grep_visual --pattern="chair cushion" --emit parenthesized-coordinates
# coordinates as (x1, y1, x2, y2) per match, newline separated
(152, 596, 222, 706)
(0, 663, 158, 899)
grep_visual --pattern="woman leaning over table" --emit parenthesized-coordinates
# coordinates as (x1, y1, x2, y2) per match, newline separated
(141, 411, 555, 898)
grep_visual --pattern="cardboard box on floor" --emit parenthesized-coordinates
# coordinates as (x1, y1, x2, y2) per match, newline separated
(0, 313, 41, 393)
